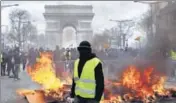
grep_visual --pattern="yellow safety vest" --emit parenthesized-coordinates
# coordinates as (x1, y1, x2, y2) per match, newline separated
(74, 57, 104, 100)
(171, 50, 176, 60)
(0, 54, 3, 63)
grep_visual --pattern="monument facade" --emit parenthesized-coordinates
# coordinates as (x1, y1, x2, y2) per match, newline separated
(43, 5, 94, 48)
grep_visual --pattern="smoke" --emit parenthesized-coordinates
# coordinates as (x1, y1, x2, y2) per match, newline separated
(104, 30, 173, 80)
(133, 29, 173, 77)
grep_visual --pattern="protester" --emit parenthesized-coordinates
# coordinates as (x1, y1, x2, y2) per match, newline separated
(14, 47, 21, 80)
(1, 52, 6, 76)
(7, 50, 15, 77)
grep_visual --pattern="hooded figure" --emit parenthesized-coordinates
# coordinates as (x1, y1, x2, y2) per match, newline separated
(69, 41, 104, 103)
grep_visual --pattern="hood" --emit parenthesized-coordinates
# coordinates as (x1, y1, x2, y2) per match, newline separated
(79, 51, 96, 61)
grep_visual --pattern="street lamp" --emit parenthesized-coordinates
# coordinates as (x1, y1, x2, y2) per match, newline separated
(1, 4, 19, 50)
(1, 4, 19, 8)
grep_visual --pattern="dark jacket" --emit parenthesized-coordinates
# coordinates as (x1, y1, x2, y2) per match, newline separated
(70, 53, 104, 102)
(14, 53, 20, 64)
(53, 49, 60, 62)
(1, 53, 8, 65)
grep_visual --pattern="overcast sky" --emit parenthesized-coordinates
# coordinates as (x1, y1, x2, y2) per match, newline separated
(2, 1, 149, 31)
(1, 1, 149, 47)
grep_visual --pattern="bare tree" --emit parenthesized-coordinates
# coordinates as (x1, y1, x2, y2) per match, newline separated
(8, 9, 37, 50)
(120, 20, 135, 47)
(110, 21, 135, 48)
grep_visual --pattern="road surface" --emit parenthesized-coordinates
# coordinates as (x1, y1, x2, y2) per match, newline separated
(0, 70, 40, 103)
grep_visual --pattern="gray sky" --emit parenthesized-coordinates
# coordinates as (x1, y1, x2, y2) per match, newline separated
(2, 1, 149, 32)
(1, 1, 149, 47)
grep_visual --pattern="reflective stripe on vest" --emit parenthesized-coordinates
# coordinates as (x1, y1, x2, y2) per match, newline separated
(75, 86, 95, 95)
(74, 77, 96, 83)
(74, 57, 101, 98)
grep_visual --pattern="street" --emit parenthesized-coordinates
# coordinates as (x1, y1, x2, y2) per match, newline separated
(0, 70, 40, 103)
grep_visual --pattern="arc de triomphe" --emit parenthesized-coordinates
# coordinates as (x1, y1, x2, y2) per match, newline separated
(43, 5, 94, 48)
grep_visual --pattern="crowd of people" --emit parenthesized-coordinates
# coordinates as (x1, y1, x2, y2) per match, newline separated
(0, 45, 135, 80)
(1, 47, 26, 80)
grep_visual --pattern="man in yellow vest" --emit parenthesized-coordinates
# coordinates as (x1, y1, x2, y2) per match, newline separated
(68, 41, 104, 103)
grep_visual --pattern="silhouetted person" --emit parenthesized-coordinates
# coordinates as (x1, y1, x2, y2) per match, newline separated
(14, 47, 20, 80)
(1, 53, 6, 76)
(28, 48, 37, 67)
(7, 50, 15, 77)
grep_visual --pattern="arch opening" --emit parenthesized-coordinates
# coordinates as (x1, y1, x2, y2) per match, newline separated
(62, 26, 77, 48)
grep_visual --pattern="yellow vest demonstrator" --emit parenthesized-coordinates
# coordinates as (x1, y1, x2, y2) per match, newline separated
(171, 50, 176, 60)
(0, 54, 3, 63)
(74, 57, 104, 100)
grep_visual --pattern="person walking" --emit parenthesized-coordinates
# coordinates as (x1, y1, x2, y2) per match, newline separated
(14, 47, 21, 80)
(1, 53, 6, 76)
(68, 41, 104, 103)
(7, 50, 14, 77)
(22, 52, 27, 71)
(53, 45, 62, 77)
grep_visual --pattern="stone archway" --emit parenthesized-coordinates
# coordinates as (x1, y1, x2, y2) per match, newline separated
(44, 5, 94, 48)
(62, 25, 77, 48)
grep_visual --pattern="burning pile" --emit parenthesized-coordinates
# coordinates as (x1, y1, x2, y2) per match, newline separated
(17, 52, 72, 102)
(102, 66, 175, 103)
(16, 52, 176, 103)
(27, 52, 62, 90)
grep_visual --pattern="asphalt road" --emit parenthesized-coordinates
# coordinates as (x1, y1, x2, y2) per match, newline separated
(0, 70, 40, 103)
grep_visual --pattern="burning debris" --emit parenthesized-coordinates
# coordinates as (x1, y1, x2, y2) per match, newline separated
(102, 66, 176, 103)
(16, 52, 176, 103)
(17, 52, 72, 103)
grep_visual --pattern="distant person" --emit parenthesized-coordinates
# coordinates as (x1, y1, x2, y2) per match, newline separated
(7, 50, 15, 77)
(53, 45, 62, 77)
(39, 47, 44, 53)
(65, 48, 71, 61)
(14, 47, 21, 80)
(22, 52, 27, 71)
(1, 52, 6, 76)
(27, 48, 37, 67)
(53, 45, 61, 62)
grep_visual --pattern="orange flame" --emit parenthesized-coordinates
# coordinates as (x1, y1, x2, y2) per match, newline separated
(27, 52, 62, 90)
(17, 52, 72, 100)
(17, 52, 170, 102)
(102, 66, 168, 103)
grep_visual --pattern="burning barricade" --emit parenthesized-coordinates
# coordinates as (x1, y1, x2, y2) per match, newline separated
(17, 52, 72, 103)
(16, 52, 176, 103)
(102, 66, 176, 103)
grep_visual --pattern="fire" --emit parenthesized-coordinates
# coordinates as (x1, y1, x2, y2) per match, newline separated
(17, 52, 72, 101)
(27, 52, 62, 90)
(102, 65, 169, 103)
(152, 76, 167, 96)
(16, 52, 174, 103)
